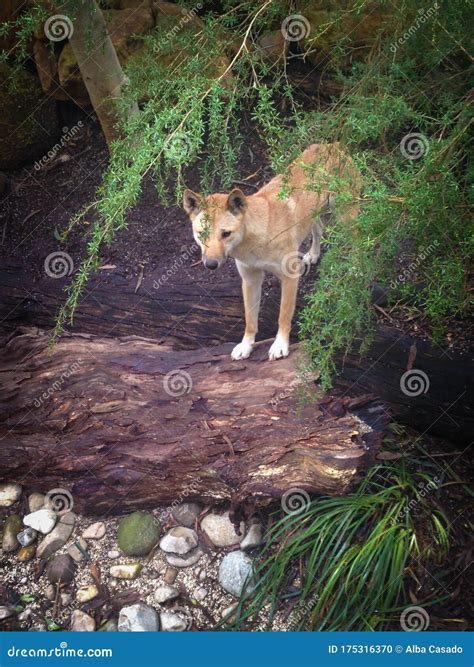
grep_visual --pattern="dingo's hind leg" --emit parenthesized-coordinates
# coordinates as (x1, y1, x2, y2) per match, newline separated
(302, 218, 323, 268)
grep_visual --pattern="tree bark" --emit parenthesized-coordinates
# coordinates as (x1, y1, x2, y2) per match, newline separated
(0, 328, 383, 515)
(62, 0, 138, 145)
(334, 326, 472, 445)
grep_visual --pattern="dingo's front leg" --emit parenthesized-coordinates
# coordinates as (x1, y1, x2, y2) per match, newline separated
(232, 262, 264, 361)
(268, 273, 299, 360)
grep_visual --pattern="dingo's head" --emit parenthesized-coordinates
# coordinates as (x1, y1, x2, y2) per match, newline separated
(183, 189, 247, 270)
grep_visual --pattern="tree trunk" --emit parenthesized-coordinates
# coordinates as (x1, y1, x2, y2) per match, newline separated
(0, 328, 384, 515)
(62, 0, 138, 145)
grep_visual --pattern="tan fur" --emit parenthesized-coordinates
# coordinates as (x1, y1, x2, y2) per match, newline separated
(183, 143, 361, 361)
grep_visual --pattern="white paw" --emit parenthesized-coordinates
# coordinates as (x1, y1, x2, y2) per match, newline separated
(268, 336, 290, 361)
(302, 251, 319, 267)
(231, 340, 254, 360)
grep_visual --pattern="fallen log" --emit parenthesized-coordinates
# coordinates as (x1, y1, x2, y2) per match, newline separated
(334, 326, 473, 445)
(0, 328, 384, 515)
(0, 261, 280, 348)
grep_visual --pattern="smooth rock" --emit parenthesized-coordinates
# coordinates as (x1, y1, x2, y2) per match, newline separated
(17, 545, 36, 562)
(109, 563, 142, 579)
(2, 514, 23, 552)
(46, 554, 76, 584)
(99, 619, 118, 632)
(44, 584, 56, 601)
(28, 492, 45, 513)
(159, 527, 198, 555)
(218, 551, 255, 598)
(154, 585, 179, 604)
(71, 610, 95, 632)
(117, 511, 160, 556)
(107, 549, 120, 559)
(68, 538, 89, 562)
(118, 602, 159, 632)
(23, 508, 57, 535)
(163, 567, 178, 584)
(60, 592, 73, 607)
(0, 606, 15, 620)
(0, 483, 22, 507)
(198, 569, 206, 582)
(76, 585, 99, 603)
(171, 502, 202, 528)
(221, 602, 238, 623)
(17, 527, 37, 547)
(193, 587, 207, 601)
(82, 522, 106, 540)
(241, 523, 264, 550)
(200, 512, 244, 547)
(36, 512, 75, 559)
(160, 611, 187, 632)
(166, 547, 203, 568)
(18, 608, 32, 622)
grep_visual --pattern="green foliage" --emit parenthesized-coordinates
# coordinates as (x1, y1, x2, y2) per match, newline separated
(229, 455, 451, 631)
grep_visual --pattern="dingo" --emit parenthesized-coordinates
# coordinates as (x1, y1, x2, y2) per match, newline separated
(183, 143, 360, 361)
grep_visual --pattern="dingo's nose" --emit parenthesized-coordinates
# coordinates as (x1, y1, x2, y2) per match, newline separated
(204, 259, 219, 270)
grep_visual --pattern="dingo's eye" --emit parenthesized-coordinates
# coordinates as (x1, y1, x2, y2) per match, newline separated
(221, 230, 232, 239)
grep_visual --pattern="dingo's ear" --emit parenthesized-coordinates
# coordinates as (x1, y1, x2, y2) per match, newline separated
(227, 189, 247, 216)
(183, 189, 201, 216)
